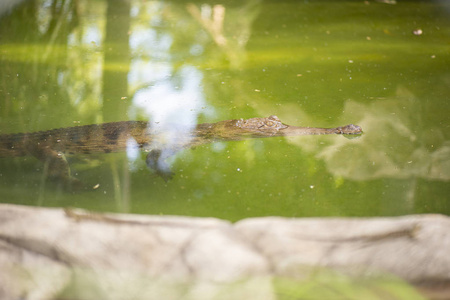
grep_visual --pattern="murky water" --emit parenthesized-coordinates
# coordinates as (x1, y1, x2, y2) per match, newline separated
(0, 0, 449, 220)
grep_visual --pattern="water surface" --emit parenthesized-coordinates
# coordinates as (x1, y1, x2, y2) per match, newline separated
(0, 0, 449, 220)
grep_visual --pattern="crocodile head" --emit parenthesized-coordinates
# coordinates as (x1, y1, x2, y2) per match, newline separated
(205, 115, 362, 140)
(235, 115, 288, 131)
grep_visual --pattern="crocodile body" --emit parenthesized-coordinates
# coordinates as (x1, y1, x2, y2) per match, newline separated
(0, 116, 362, 186)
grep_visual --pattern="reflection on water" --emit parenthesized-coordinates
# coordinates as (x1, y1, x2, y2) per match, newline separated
(0, 0, 26, 17)
(283, 86, 450, 209)
(315, 87, 450, 182)
(0, 0, 449, 218)
(187, 0, 260, 69)
(131, 65, 211, 171)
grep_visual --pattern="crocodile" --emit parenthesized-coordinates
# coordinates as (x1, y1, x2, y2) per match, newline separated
(0, 115, 362, 188)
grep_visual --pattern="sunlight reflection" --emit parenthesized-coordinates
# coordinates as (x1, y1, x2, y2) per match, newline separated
(129, 28, 172, 60)
(131, 65, 213, 169)
(127, 1, 216, 171)
(132, 65, 207, 128)
(126, 137, 140, 170)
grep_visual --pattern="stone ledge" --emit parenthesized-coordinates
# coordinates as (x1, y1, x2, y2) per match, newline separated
(0, 204, 449, 300)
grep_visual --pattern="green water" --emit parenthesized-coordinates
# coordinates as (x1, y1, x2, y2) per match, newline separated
(0, 0, 449, 221)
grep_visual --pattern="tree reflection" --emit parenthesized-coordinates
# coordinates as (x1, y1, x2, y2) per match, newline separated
(186, 1, 260, 69)
(0, 0, 79, 124)
(102, 0, 130, 122)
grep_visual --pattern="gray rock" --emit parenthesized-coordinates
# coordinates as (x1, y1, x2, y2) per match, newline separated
(1, 204, 449, 300)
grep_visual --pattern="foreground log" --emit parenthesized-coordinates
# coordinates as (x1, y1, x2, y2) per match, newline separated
(0, 204, 449, 300)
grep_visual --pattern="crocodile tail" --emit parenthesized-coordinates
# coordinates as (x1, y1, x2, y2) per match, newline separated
(0, 133, 28, 157)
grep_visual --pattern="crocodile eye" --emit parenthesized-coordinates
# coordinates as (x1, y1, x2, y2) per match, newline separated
(266, 121, 275, 127)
